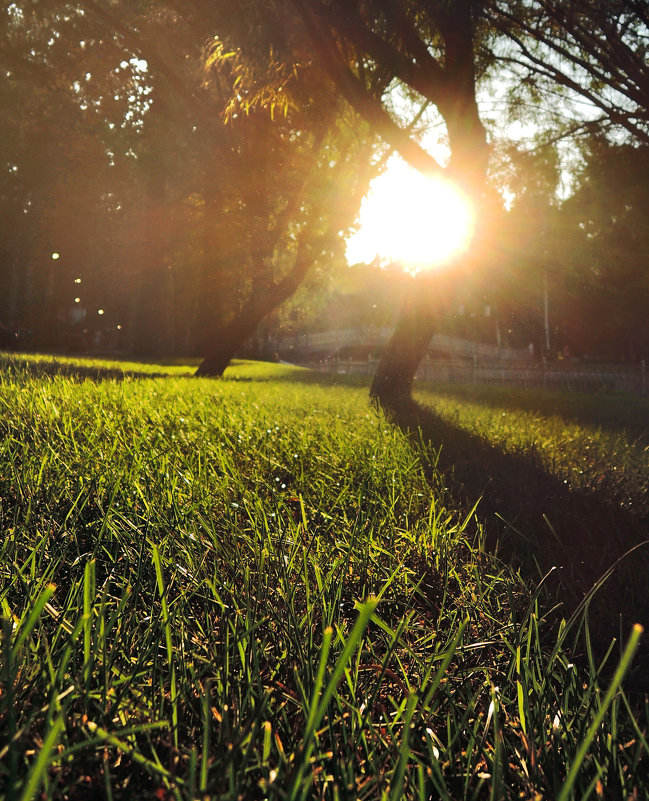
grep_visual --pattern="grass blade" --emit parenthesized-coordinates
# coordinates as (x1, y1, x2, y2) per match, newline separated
(556, 624, 643, 801)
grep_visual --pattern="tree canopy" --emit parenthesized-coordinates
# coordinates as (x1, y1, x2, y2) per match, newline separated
(214, 0, 492, 402)
(490, 0, 649, 145)
(0, 0, 378, 370)
(2, 0, 649, 383)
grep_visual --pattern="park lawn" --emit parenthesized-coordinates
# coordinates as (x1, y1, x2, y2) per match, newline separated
(0, 355, 647, 800)
(414, 382, 649, 517)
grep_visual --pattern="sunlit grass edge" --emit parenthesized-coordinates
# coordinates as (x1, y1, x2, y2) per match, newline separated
(415, 381, 649, 517)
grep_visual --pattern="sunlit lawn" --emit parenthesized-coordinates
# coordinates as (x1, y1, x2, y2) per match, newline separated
(414, 383, 649, 517)
(1, 355, 647, 800)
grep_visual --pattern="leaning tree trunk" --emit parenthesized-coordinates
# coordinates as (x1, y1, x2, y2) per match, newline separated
(370, 271, 459, 408)
(368, 4, 489, 411)
(195, 238, 315, 377)
(370, 286, 437, 408)
(195, 301, 275, 377)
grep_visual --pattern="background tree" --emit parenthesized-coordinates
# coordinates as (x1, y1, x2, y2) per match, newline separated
(6, 1, 649, 380)
(489, 141, 564, 356)
(0, 0, 377, 370)
(490, 0, 649, 146)
(558, 139, 649, 361)
(0, 3, 116, 343)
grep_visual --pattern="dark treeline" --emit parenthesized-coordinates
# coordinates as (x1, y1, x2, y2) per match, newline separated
(2, 1, 649, 377)
(1, 2, 377, 370)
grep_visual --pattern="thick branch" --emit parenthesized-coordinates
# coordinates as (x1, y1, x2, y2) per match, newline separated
(292, 1, 445, 176)
(320, 0, 452, 113)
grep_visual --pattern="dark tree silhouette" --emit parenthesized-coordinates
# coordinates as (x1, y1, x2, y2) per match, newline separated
(208, 0, 649, 401)
(207, 0, 490, 403)
(1, 1, 376, 366)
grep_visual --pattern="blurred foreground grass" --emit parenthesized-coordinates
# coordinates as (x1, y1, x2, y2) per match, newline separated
(0, 355, 647, 800)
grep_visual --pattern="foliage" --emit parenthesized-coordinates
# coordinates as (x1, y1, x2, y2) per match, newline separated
(489, 0, 649, 145)
(0, 2, 119, 337)
(3, 0, 649, 378)
(444, 135, 649, 362)
(209, 1, 490, 187)
(0, 355, 648, 799)
(0, 0, 377, 364)
(558, 139, 649, 360)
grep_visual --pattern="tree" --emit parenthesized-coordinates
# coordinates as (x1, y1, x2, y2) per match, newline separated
(208, 0, 649, 401)
(490, 0, 649, 146)
(0, 4, 123, 345)
(484, 1, 649, 360)
(486, 141, 564, 357)
(1, 0, 377, 369)
(208, 0, 491, 404)
(193, 101, 375, 376)
(559, 139, 649, 361)
(83, 1, 377, 372)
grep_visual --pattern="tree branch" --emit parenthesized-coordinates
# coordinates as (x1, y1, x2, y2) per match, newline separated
(290, 0, 445, 177)
(320, 0, 451, 113)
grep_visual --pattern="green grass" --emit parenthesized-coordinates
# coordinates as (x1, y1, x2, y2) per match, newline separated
(0, 355, 647, 800)
(0, 351, 196, 379)
(415, 382, 649, 516)
(418, 382, 649, 439)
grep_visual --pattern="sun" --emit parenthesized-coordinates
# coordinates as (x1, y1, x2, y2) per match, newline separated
(346, 156, 475, 274)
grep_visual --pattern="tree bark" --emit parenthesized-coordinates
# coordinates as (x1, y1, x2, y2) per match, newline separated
(370, 313, 435, 408)
(370, 272, 456, 408)
(195, 305, 271, 377)
(368, 3, 488, 410)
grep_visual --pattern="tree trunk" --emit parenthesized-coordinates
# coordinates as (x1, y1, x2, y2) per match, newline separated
(370, 304, 435, 408)
(195, 303, 272, 376)
(196, 239, 315, 377)
(377, 5, 489, 409)
(370, 272, 457, 408)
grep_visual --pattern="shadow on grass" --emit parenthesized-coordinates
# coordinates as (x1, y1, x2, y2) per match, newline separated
(0, 355, 345, 385)
(419, 382, 649, 441)
(264, 369, 649, 632)
(0, 355, 190, 382)
(385, 396, 649, 680)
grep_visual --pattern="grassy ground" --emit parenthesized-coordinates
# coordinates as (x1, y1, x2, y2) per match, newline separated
(417, 382, 649, 441)
(408, 383, 649, 650)
(0, 355, 647, 800)
(415, 383, 649, 513)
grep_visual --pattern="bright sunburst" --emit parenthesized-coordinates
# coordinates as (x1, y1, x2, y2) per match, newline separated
(346, 156, 475, 273)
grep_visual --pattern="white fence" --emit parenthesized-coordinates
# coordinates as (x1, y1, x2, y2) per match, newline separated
(315, 358, 649, 395)
(278, 330, 529, 362)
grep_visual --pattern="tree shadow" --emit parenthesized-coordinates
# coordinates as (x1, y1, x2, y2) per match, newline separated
(0, 355, 180, 382)
(419, 382, 649, 441)
(385, 396, 649, 679)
